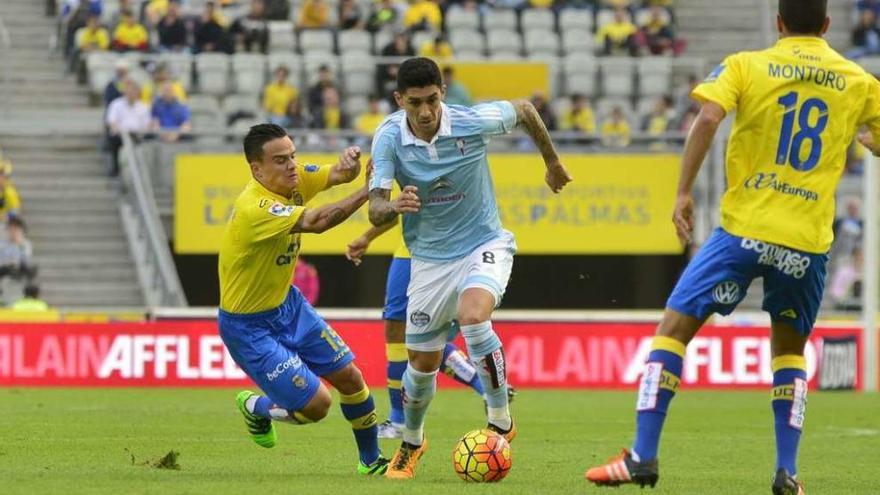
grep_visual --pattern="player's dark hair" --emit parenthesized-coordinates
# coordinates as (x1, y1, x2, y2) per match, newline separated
(243, 123, 288, 163)
(779, 0, 827, 34)
(397, 57, 443, 93)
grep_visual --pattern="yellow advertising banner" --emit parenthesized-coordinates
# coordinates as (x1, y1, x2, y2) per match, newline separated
(174, 153, 682, 255)
(448, 62, 548, 100)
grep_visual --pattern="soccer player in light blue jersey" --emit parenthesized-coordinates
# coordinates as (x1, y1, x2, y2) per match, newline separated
(367, 57, 572, 479)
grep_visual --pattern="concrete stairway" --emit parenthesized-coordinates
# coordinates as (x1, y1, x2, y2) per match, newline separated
(0, 0, 144, 308)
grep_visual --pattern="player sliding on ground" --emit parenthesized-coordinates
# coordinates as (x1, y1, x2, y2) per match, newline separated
(217, 124, 389, 475)
(368, 57, 572, 479)
(346, 218, 516, 439)
(586, 1, 880, 494)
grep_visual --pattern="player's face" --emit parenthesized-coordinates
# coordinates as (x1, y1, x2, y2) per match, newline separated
(253, 136, 299, 196)
(395, 85, 444, 140)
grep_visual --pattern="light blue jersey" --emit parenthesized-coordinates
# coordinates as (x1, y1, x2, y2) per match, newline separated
(369, 101, 517, 262)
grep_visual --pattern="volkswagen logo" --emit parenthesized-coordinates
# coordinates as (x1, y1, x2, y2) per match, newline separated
(712, 281, 741, 305)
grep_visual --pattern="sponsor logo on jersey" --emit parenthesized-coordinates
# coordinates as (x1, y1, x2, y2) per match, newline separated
(740, 238, 811, 279)
(743, 172, 819, 201)
(266, 355, 302, 381)
(426, 176, 465, 205)
(268, 202, 295, 217)
(780, 309, 798, 319)
(410, 311, 431, 327)
(704, 64, 725, 82)
(712, 281, 741, 305)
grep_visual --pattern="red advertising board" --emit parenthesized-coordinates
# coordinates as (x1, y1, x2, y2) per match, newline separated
(0, 320, 863, 389)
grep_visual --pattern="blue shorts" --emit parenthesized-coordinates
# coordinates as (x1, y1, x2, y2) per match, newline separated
(218, 287, 355, 411)
(667, 228, 828, 336)
(382, 257, 410, 322)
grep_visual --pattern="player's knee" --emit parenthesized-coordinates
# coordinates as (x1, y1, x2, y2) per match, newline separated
(330, 364, 366, 396)
(300, 385, 332, 422)
(458, 288, 496, 325)
(408, 349, 443, 373)
(656, 309, 703, 345)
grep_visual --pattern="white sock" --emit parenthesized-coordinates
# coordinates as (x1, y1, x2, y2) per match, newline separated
(245, 395, 259, 414)
(487, 406, 511, 431)
(402, 426, 424, 446)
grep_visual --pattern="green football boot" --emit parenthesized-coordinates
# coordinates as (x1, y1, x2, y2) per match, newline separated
(236, 390, 277, 448)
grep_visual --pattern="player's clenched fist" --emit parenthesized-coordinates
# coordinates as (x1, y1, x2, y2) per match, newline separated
(338, 146, 362, 173)
(394, 185, 421, 214)
(545, 161, 572, 193)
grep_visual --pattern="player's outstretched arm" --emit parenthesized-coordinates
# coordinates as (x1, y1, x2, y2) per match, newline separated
(327, 146, 363, 187)
(510, 99, 573, 193)
(673, 101, 726, 245)
(346, 216, 399, 266)
(291, 186, 369, 234)
(367, 186, 420, 226)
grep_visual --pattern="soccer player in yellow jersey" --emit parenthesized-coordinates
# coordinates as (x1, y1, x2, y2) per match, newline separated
(218, 124, 390, 475)
(587, 1, 880, 493)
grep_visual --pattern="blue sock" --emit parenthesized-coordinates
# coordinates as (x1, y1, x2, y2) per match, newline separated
(252, 396, 272, 419)
(461, 321, 510, 430)
(440, 342, 485, 395)
(340, 387, 381, 466)
(401, 364, 437, 446)
(772, 355, 808, 476)
(386, 343, 407, 424)
(631, 336, 685, 462)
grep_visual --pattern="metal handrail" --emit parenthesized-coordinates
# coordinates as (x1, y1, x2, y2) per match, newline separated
(121, 131, 188, 307)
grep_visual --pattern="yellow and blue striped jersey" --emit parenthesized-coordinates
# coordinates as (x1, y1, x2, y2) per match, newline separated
(219, 163, 331, 314)
(692, 36, 880, 253)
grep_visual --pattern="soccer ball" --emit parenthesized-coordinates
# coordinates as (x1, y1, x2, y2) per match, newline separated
(451, 429, 512, 482)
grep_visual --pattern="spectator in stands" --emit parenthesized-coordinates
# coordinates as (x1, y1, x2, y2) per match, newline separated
(419, 35, 453, 59)
(674, 74, 700, 130)
(292, 258, 320, 305)
(61, 0, 102, 19)
(338, 0, 365, 29)
(231, 0, 270, 53)
(141, 62, 187, 104)
(265, 0, 292, 20)
(103, 59, 130, 107)
(403, 0, 442, 32)
(112, 9, 149, 52)
(157, 0, 189, 52)
(151, 81, 193, 142)
(106, 80, 152, 176)
(530, 91, 556, 131)
(307, 64, 338, 117)
(70, 14, 110, 73)
(0, 217, 36, 284)
(829, 247, 863, 310)
(366, 0, 400, 32)
(0, 162, 21, 220)
(377, 33, 415, 98)
(639, 6, 675, 55)
(263, 65, 299, 125)
(857, 0, 880, 16)
(833, 197, 864, 258)
(144, 0, 172, 26)
(601, 106, 631, 147)
(12, 285, 50, 312)
(281, 97, 309, 129)
(596, 7, 638, 56)
(107, 0, 135, 28)
(299, 0, 330, 28)
(642, 95, 673, 136)
(314, 86, 347, 130)
(847, 134, 867, 175)
(561, 93, 595, 134)
(355, 95, 388, 136)
(63, 1, 94, 57)
(442, 66, 472, 106)
(195, 1, 231, 53)
(848, 9, 880, 59)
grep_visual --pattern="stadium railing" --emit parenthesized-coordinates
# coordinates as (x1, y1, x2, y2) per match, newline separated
(120, 131, 188, 307)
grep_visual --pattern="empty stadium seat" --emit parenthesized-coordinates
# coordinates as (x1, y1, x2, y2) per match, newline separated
(524, 29, 560, 56)
(521, 9, 555, 31)
(303, 55, 339, 85)
(486, 29, 522, 57)
(232, 53, 267, 95)
(222, 93, 261, 118)
(562, 28, 595, 55)
(195, 53, 230, 96)
(558, 8, 593, 32)
(411, 31, 436, 54)
(599, 56, 635, 97)
(483, 9, 518, 32)
(373, 29, 394, 54)
(340, 54, 376, 96)
(446, 7, 481, 31)
(530, 53, 562, 97)
(563, 53, 598, 96)
(268, 21, 297, 52)
(299, 29, 335, 55)
(595, 9, 617, 30)
(267, 53, 304, 89)
(637, 56, 672, 97)
(188, 94, 222, 117)
(449, 28, 485, 56)
(156, 53, 193, 92)
(338, 30, 372, 55)
(86, 52, 118, 95)
(344, 95, 369, 119)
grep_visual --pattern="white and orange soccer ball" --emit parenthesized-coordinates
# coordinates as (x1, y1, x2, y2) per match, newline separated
(451, 429, 512, 482)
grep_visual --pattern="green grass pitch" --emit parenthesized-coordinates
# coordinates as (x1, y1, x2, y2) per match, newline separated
(0, 388, 877, 494)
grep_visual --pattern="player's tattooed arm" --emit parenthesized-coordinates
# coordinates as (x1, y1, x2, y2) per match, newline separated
(368, 186, 420, 226)
(510, 99, 573, 193)
(290, 187, 369, 234)
(327, 146, 362, 186)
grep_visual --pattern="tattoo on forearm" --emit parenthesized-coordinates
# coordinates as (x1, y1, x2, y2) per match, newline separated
(323, 207, 347, 229)
(515, 101, 558, 162)
(368, 188, 397, 226)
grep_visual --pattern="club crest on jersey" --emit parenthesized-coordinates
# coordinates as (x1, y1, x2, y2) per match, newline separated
(712, 281, 741, 305)
(456, 138, 467, 156)
(304, 164, 319, 172)
(268, 202, 295, 217)
(705, 64, 725, 82)
(410, 311, 431, 327)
